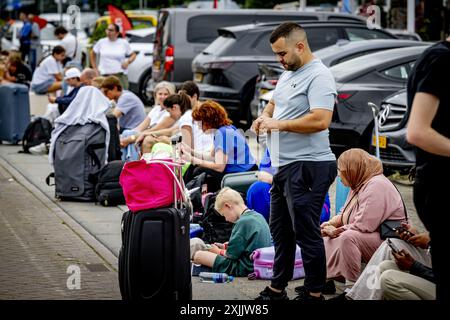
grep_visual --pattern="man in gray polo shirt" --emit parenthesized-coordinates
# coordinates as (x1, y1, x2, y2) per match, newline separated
(253, 22, 337, 301)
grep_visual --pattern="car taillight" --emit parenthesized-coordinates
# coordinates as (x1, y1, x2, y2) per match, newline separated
(164, 45, 174, 72)
(205, 61, 234, 70)
(337, 92, 354, 101)
(268, 79, 278, 85)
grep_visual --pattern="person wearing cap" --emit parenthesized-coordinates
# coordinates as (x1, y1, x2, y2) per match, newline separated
(48, 67, 84, 115)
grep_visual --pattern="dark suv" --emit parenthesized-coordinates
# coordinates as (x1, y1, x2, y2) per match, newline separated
(193, 21, 396, 125)
(148, 8, 366, 99)
(370, 89, 415, 171)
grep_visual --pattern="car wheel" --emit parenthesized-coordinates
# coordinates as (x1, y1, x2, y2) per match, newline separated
(138, 68, 154, 106)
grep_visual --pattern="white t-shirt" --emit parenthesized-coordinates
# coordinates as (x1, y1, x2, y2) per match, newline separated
(193, 121, 214, 154)
(178, 110, 213, 154)
(147, 105, 170, 127)
(61, 33, 79, 60)
(93, 38, 132, 75)
(31, 55, 62, 86)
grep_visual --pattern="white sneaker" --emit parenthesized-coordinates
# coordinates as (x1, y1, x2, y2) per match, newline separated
(29, 142, 49, 155)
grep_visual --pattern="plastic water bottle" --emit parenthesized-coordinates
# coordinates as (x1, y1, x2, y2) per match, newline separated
(199, 272, 234, 283)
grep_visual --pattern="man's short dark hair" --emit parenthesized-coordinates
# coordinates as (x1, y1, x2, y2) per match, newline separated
(179, 80, 200, 99)
(270, 22, 304, 44)
(54, 26, 68, 36)
(52, 45, 66, 55)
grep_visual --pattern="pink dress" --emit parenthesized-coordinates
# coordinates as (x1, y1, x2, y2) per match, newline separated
(324, 174, 406, 282)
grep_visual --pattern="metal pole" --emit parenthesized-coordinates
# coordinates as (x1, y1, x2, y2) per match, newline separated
(407, 0, 415, 33)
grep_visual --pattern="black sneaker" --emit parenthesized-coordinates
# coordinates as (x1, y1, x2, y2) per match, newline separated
(327, 292, 349, 302)
(255, 286, 289, 300)
(295, 280, 336, 295)
(293, 292, 325, 301)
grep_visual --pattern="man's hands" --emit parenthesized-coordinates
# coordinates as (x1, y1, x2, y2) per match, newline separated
(251, 115, 280, 134)
(393, 249, 415, 271)
(396, 223, 430, 249)
(48, 95, 57, 103)
(208, 244, 221, 255)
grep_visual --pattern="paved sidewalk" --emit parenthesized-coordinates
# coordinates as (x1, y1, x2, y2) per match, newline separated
(0, 162, 121, 300)
(0, 142, 424, 300)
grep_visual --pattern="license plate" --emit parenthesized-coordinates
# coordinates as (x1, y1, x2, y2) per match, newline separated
(153, 60, 161, 70)
(260, 88, 269, 95)
(194, 73, 203, 82)
(372, 135, 387, 149)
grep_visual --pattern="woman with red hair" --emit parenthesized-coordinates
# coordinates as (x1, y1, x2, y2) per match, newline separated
(181, 100, 256, 192)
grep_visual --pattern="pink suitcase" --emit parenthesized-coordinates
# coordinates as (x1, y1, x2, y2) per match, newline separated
(248, 245, 305, 280)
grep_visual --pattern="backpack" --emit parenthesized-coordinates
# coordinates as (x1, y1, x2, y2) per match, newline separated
(95, 160, 126, 206)
(46, 123, 106, 201)
(21, 117, 52, 153)
(199, 192, 234, 244)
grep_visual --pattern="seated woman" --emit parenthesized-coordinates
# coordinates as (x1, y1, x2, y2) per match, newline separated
(120, 81, 176, 160)
(191, 187, 271, 277)
(246, 148, 331, 223)
(136, 91, 194, 155)
(181, 100, 257, 192)
(321, 148, 406, 289)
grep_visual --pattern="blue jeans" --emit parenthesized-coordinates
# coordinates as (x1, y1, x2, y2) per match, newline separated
(120, 130, 140, 161)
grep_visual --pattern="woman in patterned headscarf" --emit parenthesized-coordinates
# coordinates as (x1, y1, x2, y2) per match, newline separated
(321, 148, 406, 288)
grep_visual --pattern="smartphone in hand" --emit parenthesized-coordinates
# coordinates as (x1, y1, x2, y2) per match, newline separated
(393, 226, 415, 237)
(387, 238, 400, 254)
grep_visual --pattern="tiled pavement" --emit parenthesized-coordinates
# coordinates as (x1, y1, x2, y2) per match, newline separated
(0, 162, 121, 300)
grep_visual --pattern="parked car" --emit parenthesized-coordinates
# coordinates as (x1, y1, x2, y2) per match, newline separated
(40, 24, 89, 61)
(385, 29, 422, 41)
(125, 27, 156, 105)
(40, 12, 100, 36)
(329, 45, 428, 155)
(193, 21, 397, 125)
(1, 20, 22, 51)
(187, 0, 241, 9)
(148, 8, 366, 99)
(94, 10, 157, 32)
(250, 39, 430, 119)
(370, 89, 415, 171)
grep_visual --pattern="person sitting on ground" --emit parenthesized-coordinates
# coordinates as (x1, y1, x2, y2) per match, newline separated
(344, 223, 433, 300)
(79, 68, 99, 86)
(379, 241, 435, 300)
(180, 100, 257, 193)
(191, 187, 271, 277)
(321, 148, 406, 291)
(92, 76, 105, 89)
(100, 75, 146, 132)
(246, 147, 331, 224)
(1, 54, 32, 86)
(30, 45, 65, 94)
(48, 68, 84, 115)
(136, 92, 194, 155)
(119, 81, 176, 160)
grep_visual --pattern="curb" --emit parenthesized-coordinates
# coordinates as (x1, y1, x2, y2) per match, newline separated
(0, 156, 119, 272)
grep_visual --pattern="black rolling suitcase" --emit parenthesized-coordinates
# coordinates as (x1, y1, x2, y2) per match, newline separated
(118, 137, 192, 301)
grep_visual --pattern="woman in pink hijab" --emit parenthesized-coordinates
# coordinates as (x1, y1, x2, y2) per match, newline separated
(322, 148, 406, 287)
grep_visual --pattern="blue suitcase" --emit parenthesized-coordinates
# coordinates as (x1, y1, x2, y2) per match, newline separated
(0, 83, 30, 144)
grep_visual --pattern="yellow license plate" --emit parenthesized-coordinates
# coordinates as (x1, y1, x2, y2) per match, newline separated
(372, 135, 387, 149)
(194, 73, 203, 82)
(260, 88, 269, 95)
(153, 61, 161, 70)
